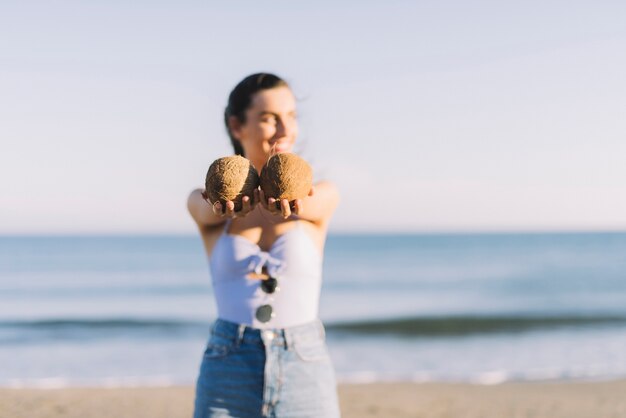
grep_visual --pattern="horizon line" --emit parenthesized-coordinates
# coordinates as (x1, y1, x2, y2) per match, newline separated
(2, 227, 626, 238)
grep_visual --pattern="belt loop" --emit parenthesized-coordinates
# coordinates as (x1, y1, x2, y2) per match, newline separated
(236, 323, 246, 347)
(283, 327, 293, 350)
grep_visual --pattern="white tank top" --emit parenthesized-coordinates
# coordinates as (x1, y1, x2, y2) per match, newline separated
(208, 219, 323, 328)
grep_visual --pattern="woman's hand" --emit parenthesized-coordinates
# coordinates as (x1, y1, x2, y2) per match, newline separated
(201, 190, 258, 219)
(259, 187, 315, 219)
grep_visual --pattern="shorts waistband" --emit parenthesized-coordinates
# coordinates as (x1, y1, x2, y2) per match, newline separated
(210, 318, 326, 349)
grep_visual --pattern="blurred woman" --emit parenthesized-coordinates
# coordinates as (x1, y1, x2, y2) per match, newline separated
(187, 73, 341, 418)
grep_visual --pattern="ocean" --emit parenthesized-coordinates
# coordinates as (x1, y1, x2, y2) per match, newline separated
(2, 232, 626, 388)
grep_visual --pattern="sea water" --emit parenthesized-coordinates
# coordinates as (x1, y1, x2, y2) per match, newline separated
(1, 232, 626, 387)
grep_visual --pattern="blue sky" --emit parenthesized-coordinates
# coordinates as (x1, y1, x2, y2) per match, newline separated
(2, 1, 626, 233)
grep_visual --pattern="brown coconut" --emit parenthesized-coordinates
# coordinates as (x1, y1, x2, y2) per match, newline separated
(260, 153, 313, 208)
(205, 155, 259, 211)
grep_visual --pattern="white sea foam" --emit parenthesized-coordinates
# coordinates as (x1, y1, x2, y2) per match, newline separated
(336, 371, 386, 384)
(2, 375, 186, 389)
(472, 370, 510, 385)
(5, 378, 72, 389)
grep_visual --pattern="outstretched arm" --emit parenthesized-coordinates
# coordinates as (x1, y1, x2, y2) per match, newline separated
(186, 188, 257, 227)
(259, 180, 340, 224)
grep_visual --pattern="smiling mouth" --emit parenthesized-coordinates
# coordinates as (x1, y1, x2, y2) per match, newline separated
(271, 142, 291, 151)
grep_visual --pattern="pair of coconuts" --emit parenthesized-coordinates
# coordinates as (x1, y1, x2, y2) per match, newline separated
(205, 153, 312, 212)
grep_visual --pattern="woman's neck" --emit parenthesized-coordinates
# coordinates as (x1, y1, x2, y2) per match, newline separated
(250, 157, 267, 175)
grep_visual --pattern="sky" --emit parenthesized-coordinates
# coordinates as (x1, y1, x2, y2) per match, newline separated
(1, 1, 626, 234)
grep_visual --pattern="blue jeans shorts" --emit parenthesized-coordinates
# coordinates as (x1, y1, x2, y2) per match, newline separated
(193, 318, 341, 418)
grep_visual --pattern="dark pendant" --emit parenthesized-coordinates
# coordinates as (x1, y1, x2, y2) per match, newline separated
(261, 277, 278, 294)
(256, 305, 273, 322)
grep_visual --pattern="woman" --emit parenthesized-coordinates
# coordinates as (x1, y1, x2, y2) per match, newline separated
(187, 73, 341, 418)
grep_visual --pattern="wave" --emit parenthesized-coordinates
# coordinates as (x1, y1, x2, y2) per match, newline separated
(0, 319, 207, 329)
(323, 314, 626, 336)
(2, 314, 626, 341)
(0, 319, 209, 344)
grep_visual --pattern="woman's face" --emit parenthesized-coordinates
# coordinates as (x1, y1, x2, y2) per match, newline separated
(232, 86, 298, 160)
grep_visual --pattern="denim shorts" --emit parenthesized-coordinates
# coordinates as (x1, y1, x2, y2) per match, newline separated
(193, 318, 341, 418)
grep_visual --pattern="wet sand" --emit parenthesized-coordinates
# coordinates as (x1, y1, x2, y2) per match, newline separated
(1, 380, 625, 418)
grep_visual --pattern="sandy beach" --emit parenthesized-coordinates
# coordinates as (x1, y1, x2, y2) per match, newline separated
(1, 380, 625, 418)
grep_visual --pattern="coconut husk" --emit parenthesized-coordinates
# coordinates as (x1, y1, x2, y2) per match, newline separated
(259, 153, 313, 207)
(205, 155, 259, 211)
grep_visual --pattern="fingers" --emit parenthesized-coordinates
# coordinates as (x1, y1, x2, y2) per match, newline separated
(259, 189, 294, 219)
(224, 200, 235, 217)
(268, 197, 278, 213)
(241, 195, 251, 213)
(212, 201, 224, 216)
(261, 189, 281, 215)
(293, 199, 302, 215)
(212, 196, 258, 219)
(280, 198, 291, 219)
(213, 196, 296, 221)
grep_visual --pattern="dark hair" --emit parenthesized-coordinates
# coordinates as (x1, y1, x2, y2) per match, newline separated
(224, 73, 290, 157)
